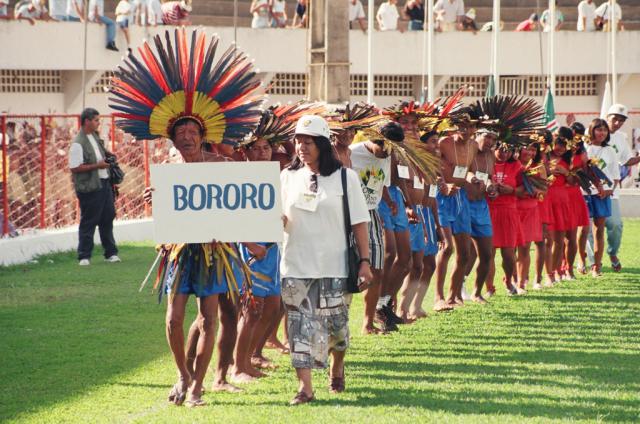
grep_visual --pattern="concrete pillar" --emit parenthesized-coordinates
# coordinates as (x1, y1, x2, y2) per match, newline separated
(308, 0, 350, 103)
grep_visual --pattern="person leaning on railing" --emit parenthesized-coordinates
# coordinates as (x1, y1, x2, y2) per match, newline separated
(68, 108, 120, 266)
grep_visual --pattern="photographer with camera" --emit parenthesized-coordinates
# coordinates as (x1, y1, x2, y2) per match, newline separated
(68, 108, 121, 266)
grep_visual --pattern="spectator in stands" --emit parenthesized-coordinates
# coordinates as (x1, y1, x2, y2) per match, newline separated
(404, 0, 424, 31)
(460, 7, 477, 33)
(161, 0, 191, 26)
(377, 0, 400, 31)
(133, 0, 146, 26)
(271, 0, 287, 28)
(64, 0, 82, 21)
(147, 0, 162, 25)
(48, 0, 66, 20)
(541, 1, 564, 32)
(15, 0, 52, 25)
(115, 0, 132, 50)
(595, 1, 624, 31)
(480, 20, 503, 32)
(577, 0, 596, 31)
(515, 13, 538, 31)
(250, 0, 270, 28)
(88, 0, 118, 51)
(292, 0, 307, 28)
(0, 0, 9, 19)
(434, 0, 464, 32)
(68, 108, 120, 266)
(349, 0, 367, 33)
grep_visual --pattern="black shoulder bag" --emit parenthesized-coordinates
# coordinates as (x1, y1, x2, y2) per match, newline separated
(341, 167, 361, 294)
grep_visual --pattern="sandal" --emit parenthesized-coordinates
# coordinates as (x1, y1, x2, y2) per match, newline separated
(611, 260, 622, 273)
(185, 397, 207, 408)
(289, 391, 315, 405)
(591, 263, 603, 277)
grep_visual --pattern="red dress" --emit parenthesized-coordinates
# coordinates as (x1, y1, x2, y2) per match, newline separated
(547, 158, 572, 232)
(518, 196, 542, 244)
(488, 161, 524, 248)
(566, 154, 590, 228)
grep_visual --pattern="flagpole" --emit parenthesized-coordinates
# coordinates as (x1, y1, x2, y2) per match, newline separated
(548, 0, 555, 96)
(367, 0, 374, 103)
(492, 0, 500, 95)
(421, 0, 427, 100)
(81, 0, 89, 110)
(610, 0, 617, 104)
(427, 0, 434, 102)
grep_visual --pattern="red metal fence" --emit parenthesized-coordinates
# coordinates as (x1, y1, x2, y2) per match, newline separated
(0, 114, 172, 237)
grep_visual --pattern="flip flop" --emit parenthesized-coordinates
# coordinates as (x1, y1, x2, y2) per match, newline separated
(185, 398, 207, 408)
(611, 260, 622, 272)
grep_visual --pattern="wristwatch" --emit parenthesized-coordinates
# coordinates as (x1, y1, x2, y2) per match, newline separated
(358, 258, 371, 266)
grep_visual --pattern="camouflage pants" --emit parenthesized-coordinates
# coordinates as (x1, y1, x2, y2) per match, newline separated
(281, 277, 350, 369)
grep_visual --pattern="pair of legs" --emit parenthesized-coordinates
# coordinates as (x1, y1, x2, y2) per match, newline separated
(232, 295, 283, 381)
(295, 348, 346, 399)
(517, 242, 532, 289)
(398, 248, 425, 320)
(166, 293, 218, 405)
(577, 223, 591, 273)
(254, 299, 287, 366)
(605, 198, 623, 270)
(434, 227, 470, 308)
(550, 229, 569, 280)
(591, 217, 607, 276)
(485, 246, 517, 293)
(380, 228, 412, 305)
(466, 235, 493, 302)
(185, 295, 239, 393)
(363, 268, 383, 333)
(562, 228, 578, 279)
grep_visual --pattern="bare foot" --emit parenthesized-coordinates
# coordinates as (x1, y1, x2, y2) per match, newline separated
(168, 376, 191, 406)
(471, 295, 487, 304)
(362, 324, 384, 335)
(265, 339, 290, 354)
(251, 355, 278, 370)
(413, 309, 428, 319)
(185, 386, 206, 408)
(433, 300, 453, 312)
(211, 381, 244, 393)
(231, 372, 258, 384)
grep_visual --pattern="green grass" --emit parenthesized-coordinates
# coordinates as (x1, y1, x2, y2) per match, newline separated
(1, 222, 640, 423)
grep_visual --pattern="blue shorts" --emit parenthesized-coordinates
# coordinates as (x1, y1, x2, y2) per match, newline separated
(420, 206, 439, 256)
(586, 195, 612, 219)
(378, 185, 409, 232)
(164, 244, 242, 298)
(240, 242, 281, 297)
(468, 198, 493, 238)
(409, 205, 426, 253)
(436, 187, 471, 235)
(117, 18, 129, 28)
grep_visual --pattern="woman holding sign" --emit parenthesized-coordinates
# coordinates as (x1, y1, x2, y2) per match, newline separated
(280, 115, 373, 405)
(109, 29, 265, 407)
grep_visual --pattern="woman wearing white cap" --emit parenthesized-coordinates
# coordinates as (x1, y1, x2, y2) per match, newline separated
(280, 115, 373, 405)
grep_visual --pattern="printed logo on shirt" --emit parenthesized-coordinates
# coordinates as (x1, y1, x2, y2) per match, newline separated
(359, 166, 386, 205)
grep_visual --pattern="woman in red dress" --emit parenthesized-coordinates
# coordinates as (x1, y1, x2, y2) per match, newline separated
(546, 127, 575, 284)
(487, 143, 525, 296)
(516, 142, 547, 291)
(564, 123, 590, 277)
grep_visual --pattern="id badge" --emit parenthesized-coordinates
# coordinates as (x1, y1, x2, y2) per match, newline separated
(428, 185, 438, 198)
(453, 165, 468, 179)
(397, 165, 410, 179)
(475, 171, 489, 184)
(294, 191, 320, 212)
(413, 175, 424, 189)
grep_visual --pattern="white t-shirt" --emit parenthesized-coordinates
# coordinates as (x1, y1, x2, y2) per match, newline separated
(376, 2, 399, 31)
(88, 0, 104, 20)
(577, 0, 596, 31)
(272, 0, 285, 14)
(349, 142, 391, 209)
(115, 0, 131, 22)
(434, 0, 464, 24)
(609, 131, 632, 166)
(586, 144, 619, 196)
(66, 0, 82, 18)
(349, 0, 365, 22)
(280, 166, 370, 279)
(68, 134, 109, 179)
(595, 2, 621, 21)
(541, 9, 564, 32)
(48, 0, 66, 17)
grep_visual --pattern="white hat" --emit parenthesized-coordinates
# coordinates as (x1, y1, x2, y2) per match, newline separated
(607, 103, 628, 119)
(295, 115, 330, 139)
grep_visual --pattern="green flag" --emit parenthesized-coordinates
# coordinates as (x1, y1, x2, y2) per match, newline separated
(485, 75, 496, 97)
(543, 88, 557, 132)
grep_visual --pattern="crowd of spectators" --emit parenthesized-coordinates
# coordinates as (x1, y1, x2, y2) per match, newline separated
(0, 0, 629, 34)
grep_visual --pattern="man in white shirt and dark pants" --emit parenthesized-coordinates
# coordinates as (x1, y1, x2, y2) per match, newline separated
(68, 108, 120, 266)
(604, 104, 640, 271)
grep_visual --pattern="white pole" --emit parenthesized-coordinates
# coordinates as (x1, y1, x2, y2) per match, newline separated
(81, 0, 89, 110)
(367, 0, 374, 103)
(492, 0, 500, 95)
(427, 0, 434, 101)
(548, 0, 555, 95)
(610, 0, 617, 103)
(421, 0, 427, 100)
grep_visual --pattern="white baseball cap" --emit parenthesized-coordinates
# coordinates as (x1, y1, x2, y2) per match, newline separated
(180, 0, 192, 12)
(295, 115, 330, 139)
(607, 103, 628, 119)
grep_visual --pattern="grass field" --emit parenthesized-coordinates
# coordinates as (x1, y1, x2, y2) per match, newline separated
(1, 220, 639, 423)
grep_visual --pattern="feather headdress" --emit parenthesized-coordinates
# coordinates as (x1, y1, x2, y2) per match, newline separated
(109, 28, 265, 143)
(328, 102, 382, 131)
(239, 101, 326, 147)
(466, 95, 545, 145)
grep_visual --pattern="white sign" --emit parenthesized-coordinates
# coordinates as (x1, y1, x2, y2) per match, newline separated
(150, 162, 283, 243)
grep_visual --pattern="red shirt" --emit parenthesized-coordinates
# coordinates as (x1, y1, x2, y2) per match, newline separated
(549, 157, 569, 188)
(489, 160, 523, 207)
(516, 20, 535, 31)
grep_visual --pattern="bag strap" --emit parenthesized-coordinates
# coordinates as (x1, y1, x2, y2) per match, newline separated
(341, 167, 353, 243)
